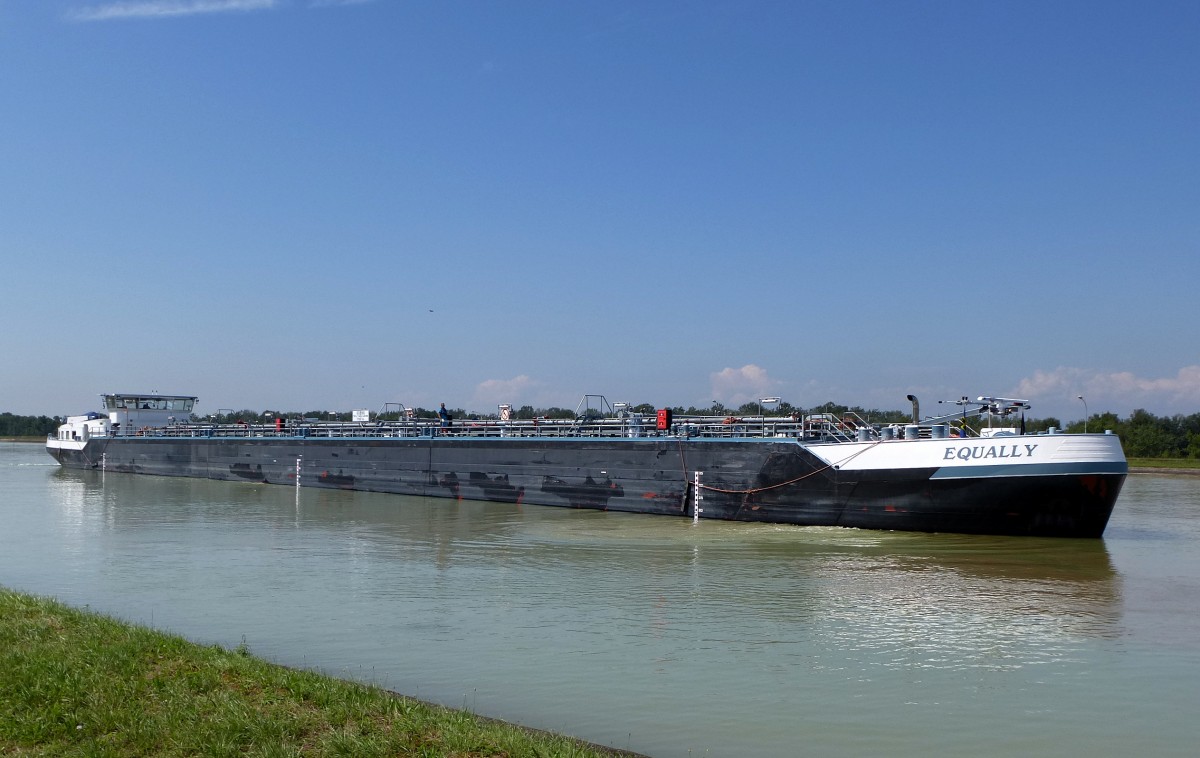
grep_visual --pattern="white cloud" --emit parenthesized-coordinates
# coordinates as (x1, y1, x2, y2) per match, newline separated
(1014, 365, 1200, 416)
(710, 364, 781, 408)
(68, 0, 278, 21)
(472, 375, 542, 408)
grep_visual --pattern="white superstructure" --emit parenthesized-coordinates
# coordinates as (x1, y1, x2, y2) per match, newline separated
(47, 393, 197, 452)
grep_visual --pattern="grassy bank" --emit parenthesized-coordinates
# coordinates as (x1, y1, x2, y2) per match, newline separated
(0, 588, 640, 757)
(1128, 457, 1200, 470)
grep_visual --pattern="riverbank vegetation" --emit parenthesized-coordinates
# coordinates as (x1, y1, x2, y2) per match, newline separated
(7, 403, 1200, 459)
(0, 587, 635, 757)
(1127, 457, 1200, 470)
(0, 412, 58, 438)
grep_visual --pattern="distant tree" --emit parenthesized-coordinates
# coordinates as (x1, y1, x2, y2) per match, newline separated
(811, 401, 849, 416)
(866, 408, 913, 424)
(1022, 416, 1061, 434)
(1188, 431, 1200, 459)
(0, 413, 60, 437)
(1122, 409, 1183, 458)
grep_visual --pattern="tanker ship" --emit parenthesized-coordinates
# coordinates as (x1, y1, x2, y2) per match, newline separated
(47, 392, 1127, 537)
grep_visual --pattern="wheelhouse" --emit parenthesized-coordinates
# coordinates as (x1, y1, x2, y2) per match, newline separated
(102, 393, 198, 431)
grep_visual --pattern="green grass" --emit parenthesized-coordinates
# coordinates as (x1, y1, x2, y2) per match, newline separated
(1127, 457, 1200, 470)
(0, 588, 639, 757)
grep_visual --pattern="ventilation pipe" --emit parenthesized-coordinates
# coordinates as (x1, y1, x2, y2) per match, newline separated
(906, 394, 920, 424)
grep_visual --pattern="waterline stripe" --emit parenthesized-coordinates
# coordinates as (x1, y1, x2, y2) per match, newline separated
(931, 462, 1129, 479)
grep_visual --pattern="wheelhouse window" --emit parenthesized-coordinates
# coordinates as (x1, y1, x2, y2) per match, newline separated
(102, 395, 195, 412)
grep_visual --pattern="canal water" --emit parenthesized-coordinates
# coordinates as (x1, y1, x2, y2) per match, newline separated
(2, 441, 1198, 757)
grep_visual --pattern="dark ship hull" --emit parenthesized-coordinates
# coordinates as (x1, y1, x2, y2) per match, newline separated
(48, 433, 1125, 537)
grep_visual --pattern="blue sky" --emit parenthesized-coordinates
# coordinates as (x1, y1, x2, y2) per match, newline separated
(2, 0, 1197, 422)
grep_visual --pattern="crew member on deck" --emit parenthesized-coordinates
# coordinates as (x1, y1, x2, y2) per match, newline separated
(438, 403, 451, 429)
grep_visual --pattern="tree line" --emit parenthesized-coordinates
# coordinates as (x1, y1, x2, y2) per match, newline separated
(0, 413, 59, 438)
(1056, 409, 1200, 459)
(6, 405, 1199, 458)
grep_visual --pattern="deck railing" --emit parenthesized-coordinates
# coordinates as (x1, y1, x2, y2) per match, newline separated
(107, 412, 911, 443)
